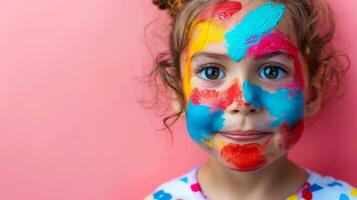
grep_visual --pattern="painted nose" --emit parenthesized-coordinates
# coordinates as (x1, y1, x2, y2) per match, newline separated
(227, 79, 260, 115)
(228, 102, 258, 115)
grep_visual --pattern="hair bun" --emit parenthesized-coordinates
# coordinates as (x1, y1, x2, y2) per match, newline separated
(152, 0, 170, 10)
(152, 0, 183, 15)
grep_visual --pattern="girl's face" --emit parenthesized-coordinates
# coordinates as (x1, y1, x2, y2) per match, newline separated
(181, 0, 314, 171)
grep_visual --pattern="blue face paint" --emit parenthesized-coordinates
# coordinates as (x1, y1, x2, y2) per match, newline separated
(224, 1, 285, 62)
(243, 80, 304, 128)
(186, 100, 225, 144)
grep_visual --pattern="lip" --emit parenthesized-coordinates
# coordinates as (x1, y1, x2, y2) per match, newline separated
(219, 130, 272, 142)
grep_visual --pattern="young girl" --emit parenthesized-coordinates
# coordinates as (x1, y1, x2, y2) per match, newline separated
(146, 0, 355, 199)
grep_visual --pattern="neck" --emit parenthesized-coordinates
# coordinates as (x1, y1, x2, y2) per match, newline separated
(197, 154, 307, 200)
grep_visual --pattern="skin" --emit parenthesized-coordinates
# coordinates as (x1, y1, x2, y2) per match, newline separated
(178, 0, 324, 199)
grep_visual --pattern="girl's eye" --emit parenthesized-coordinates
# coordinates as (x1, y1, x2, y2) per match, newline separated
(259, 65, 287, 80)
(198, 65, 226, 80)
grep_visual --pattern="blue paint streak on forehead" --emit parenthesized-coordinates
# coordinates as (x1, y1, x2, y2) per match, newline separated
(243, 80, 304, 128)
(186, 100, 225, 144)
(225, 1, 286, 62)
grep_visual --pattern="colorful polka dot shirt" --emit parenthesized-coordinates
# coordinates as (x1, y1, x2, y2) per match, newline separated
(145, 167, 357, 200)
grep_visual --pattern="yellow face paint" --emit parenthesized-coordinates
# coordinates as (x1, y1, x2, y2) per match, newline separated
(216, 137, 226, 149)
(183, 19, 226, 102)
(202, 136, 225, 149)
(202, 138, 215, 148)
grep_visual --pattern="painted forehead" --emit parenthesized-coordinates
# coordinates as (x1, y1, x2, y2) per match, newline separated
(189, 0, 294, 59)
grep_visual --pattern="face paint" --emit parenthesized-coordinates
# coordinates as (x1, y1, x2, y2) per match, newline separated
(183, 20, 226, 102)
(183, 3, 243, 146)
(183, 2, 243, 101)
(225, 1, 285, 62)
(186, 100, 224, 144)
(187, 81, 247, 145)
(278, 120, 304, 149)
(183, 0, 306, 171)
(242, 32, 305, 129)
(198, 1, 242, 21)
(220, 134, 272, 171)
(191, 81, 249, 111)
(243, 80, 304, 128)
(247, 32, 304, 89)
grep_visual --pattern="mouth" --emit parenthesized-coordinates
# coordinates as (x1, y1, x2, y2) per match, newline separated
(219, 130, 272, 142)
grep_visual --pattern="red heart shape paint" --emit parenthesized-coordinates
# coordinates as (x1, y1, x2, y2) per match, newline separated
(220, 143, 266, 171)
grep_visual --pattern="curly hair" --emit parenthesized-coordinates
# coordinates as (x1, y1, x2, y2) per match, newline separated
(149, 0, 349, 132)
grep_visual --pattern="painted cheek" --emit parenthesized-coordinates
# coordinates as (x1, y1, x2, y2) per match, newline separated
(243, 80, 305, 148)
(186, 100, 224, 145)
(187, 82, 249, 145)
(243, 33, 305, 148)
(243, 80, 304, 128)
(190, 81, 249, 110)
(278, 120, 304, 149)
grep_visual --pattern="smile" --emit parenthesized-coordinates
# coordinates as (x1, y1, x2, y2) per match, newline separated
(219, 130, 272, 142)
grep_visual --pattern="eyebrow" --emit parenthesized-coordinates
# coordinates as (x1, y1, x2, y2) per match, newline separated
(190, 51, 294, 63)
(255, 50, 294, 60)
(190, 52, 231, 62)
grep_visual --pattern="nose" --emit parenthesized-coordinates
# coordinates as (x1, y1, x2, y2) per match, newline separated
(226, 79, 261, 115)
(227, 102, 258, 115)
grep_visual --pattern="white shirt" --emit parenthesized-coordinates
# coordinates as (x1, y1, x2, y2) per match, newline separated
(145, 167, 357, 200)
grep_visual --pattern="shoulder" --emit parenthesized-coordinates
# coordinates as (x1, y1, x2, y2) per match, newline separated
(296, 169, 357, 200)
(144, 167, 206, 200)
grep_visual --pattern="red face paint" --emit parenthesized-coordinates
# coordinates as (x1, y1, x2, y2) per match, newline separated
(278, 120, 304, 149)
(220, 143, 266, 171)
(190, 81, 249, 110)
(220, 135, 272, 171)
(247, 33, 304, 91)
(198, 1, 242, 21)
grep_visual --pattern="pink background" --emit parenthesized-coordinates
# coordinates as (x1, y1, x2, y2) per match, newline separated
(1, 0, 356, 199)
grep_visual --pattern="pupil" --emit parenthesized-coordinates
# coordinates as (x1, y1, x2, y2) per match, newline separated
(205, 67, 220, 79)
(264, 67, 278, 79)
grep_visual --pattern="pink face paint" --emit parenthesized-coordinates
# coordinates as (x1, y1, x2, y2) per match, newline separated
(191, 81, 249, 110)
(198, 1, 242, 21)
(247, 32, 304, 91)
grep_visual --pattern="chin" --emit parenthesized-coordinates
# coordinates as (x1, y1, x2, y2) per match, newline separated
(217, 142, 265, 169)
(225, 162, 267, 172)
(217, 145, 284, 172)
(219, 154, 284, 172)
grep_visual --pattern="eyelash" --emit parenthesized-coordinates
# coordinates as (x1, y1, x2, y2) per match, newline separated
(196, 63, 226, 81)
(258, 63, 289, 81)
(195, 63, 290, 81)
